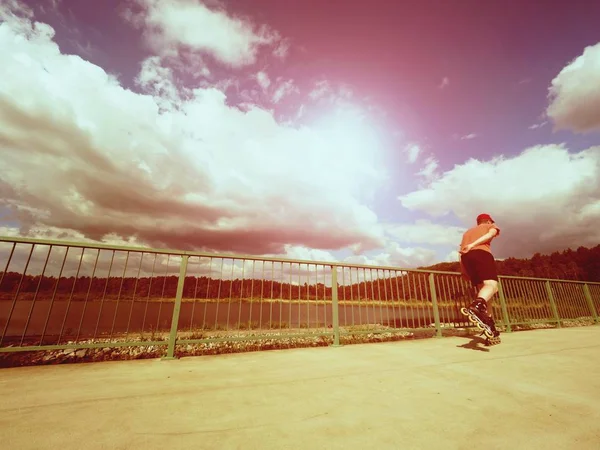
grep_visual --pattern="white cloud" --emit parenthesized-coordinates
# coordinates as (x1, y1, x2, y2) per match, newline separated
(398, 144, 600, 258)
(444, 250, 459, 263)
(460, 133, 477, 140)
(164, 48, 212, 80)
(528, 121, 547, 130)
(385, 220, 464, 246)
(405, 143, 443, 186)
(136, 56, 181, 107)
(309, 80, 332, 100)
(0, 5, 389, 256)
(0, 224, 140, 247)
(343, 241, 437, 269)
(121, 0, 281, 68)
(256, 71, 270, 90)
(251, 74, 313, 106)
(279, 245, 338, 263)
(305, 80, 358, 112)
(272, 39, 290, 60)
(1, 0, 32, 21)
(546, 42, 600, 133)
(417, 156, 439, 181)
(295, 104, 306, 120)
(439, 77, 449, 89)
(271, 78, 298, 104)
(405, 143, 421, 164)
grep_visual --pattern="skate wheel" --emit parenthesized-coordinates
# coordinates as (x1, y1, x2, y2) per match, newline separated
(487, 337, 501, 346)
(469, 315, 489, 332)
(465, 313, 479, 324)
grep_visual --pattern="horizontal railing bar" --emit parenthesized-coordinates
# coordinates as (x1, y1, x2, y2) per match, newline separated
(497, 275, 599, 284)
(339, 328, 433, 336)
(177, 332, 335, 345)
(0, 236, 455, 275)
(0, 340, 168, 353)
(509, 320, 560, 326)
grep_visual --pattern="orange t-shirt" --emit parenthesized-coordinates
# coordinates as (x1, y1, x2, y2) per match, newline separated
(460, 223, 500, 254)
(459, 223, 500, 281)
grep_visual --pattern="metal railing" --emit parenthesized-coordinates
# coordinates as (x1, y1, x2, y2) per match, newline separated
(1, 236, 598, 361)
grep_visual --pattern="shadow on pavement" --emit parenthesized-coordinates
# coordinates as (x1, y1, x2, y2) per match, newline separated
(456, 334, 491, 352)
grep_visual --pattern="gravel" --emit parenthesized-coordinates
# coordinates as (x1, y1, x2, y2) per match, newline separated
(2, 319, 595, 368)
(0, 327, 420, 368)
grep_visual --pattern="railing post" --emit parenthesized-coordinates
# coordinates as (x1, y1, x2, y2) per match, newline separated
(497, 278, 512, 333)
(428, 273, 442, 338)
(163, 255, 189, 360)
(545, 280, 561, 328)
(583, 284, 599, 324)
(331, 265, 341, 347)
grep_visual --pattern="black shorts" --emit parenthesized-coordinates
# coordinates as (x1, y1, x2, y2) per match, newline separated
(461, 250, 498, 286)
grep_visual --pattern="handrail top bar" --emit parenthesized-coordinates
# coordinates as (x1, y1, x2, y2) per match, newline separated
(497, 275, 598, 284)
(0, 235, 454, 273)
(1, 235, 598, 285)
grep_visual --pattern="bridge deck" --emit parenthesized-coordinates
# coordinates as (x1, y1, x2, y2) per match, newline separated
(1, 327, 599, 449)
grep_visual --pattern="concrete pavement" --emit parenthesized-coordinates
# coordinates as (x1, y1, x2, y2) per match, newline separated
(1, 327, 599, 449)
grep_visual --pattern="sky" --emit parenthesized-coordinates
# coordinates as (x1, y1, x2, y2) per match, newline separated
(0, 0, 599, 270)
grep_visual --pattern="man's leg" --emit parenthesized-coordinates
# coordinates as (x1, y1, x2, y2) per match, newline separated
(477, 279, 498, 303)
(471, 250, 499, 315)
(471, 280, 498, 315)
(471, 280, 500, 335)
(462, 253, 499, 338)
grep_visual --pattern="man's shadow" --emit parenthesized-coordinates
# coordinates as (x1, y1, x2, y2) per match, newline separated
(456, 334, 491, 352)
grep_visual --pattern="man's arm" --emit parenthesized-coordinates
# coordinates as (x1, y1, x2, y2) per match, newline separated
(471, 228, 498, 246)
(460, 228, 498, 253)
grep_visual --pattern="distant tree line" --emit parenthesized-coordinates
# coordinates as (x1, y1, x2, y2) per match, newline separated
(0, 273, 430, 301)
(0, 244, 598, 301)
(422, 245, 600, 282)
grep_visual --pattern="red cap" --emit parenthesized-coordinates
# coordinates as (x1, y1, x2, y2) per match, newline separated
(477, 213, 495, 223)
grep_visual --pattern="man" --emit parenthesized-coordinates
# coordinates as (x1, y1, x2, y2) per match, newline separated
(459, 213, 501, 342)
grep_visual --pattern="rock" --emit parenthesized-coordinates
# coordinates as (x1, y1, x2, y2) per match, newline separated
(75, 349, 86, 358)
